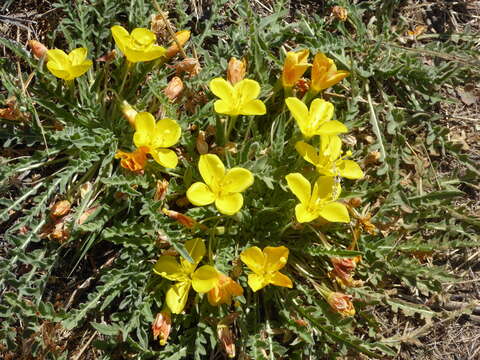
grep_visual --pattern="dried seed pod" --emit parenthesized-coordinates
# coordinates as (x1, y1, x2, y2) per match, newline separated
(50, 200, 71, 219)
(164, 76, 184, 101)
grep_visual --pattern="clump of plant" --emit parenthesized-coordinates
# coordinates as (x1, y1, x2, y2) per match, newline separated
(1, 0, 478, 358)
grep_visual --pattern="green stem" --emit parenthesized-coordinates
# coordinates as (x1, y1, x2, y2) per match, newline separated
(225, 115, 238, 143)
(118, 60, 131, 96)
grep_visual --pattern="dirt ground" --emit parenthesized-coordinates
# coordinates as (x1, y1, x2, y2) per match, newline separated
(1, 0, 479, 359)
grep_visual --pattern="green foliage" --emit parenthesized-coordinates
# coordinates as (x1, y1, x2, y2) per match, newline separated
(1, 0, 479, 359)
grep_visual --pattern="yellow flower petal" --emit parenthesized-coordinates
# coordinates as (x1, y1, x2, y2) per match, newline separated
(317, 120, 348, 135)
(240, 99, 267, 115)
(285, 97, 309, 135)
(314, 176, 340, 200)
(295, 141, 319, 166)
(198, 154, 225, 189)
(214, 100, 235, 115)
(150, 148, 178, 168)
(46, 62, 71, 80)
(222, 168, 254, 193)
(191, 265, 219, 293)
(338, 160, 364, 179)
(186, 182, 215, 206)
(209, 78, 234, 102)
(166, 281, 191, 314)
(285, 173, 311, 205)
(133, 112, 155, 147)
(264, 246, 289, 273)
(240, 246, 265, 274)
(70, 61, 92, 79)
(131, 28, 156, 45)
(184, 238, 207, 265)
(68, 47, 87, 65)
(152, 118, 181, 148)
(295, 203, 318, 223)
(47, 49, 69, 65)
(310, 98, 334, 127)
(321, 135, 343, 160)
(319, 202, 350, 223)
(269, 272, 293, 288)
(215, 193, 243, 215)
(247, 273, 268, 292)
(234, 79, 261, 103)
(282, 49, 310, 88)
(111, 25, 130, 55)
(153, 256, 188, 281)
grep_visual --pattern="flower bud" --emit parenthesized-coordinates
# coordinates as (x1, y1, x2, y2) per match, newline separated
(50, 200, 71, 219)
(152, 310, 172, 346)
(331, 6, 348, 21)
(27, 40, 48, 60)
(121, 101, 138, 129)
(164, 76, 184, 101)
(227, 57, 246, 85)
(217, 325, 235, 358)
(327, 292, 355, 317)
(174, 57, 201, 76)
(166, 30, 190, 58)
(154, 179, 169, 201)
(162, 208, 196, 228)
(196, 130, 209, 155)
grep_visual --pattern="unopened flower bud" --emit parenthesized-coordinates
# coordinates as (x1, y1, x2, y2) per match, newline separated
(28, 40, 48, 60)
(217, 325, 235, 358)
(152, 310, 172, 346)
(164, 76, 184, 101)
(227, 57, 246, 85)
(196, 131, 209, 154)
(154, 179, 169, 201)
(331, 6, 348, 21)
(348, 197, 362, 208)
(327, 292, 355, 317)
(50, 200, 71, 219)
(162, 208, 196, 228)
(174, 57, 201, 76)
(121, 101, 138, 128)
(166, 30, 190, 58)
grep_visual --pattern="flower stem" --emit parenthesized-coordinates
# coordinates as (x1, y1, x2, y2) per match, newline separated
(225, 115, 238, 143)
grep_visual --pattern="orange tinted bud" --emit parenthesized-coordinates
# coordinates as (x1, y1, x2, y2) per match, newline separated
(164, 76, 184, 101)
(311, 53, 349, 93)
(28, 40, 48, 60)
(208, 273, 243, 306)
(50, 200, 71, 219)
(348, 197, 362, 208)
(121, 101, 138, 128)
(162, 208, 196, 228)
(174, 57, 201, 76)
(115, 147, 148, 173)
(217, 325, 235, 358)
(166, 30, 190, 58)
(282, 49, 310, 88)
(331, 6, 348, 21)
(327, 292, 355, 317)
(154, 179, 169, 201)
(227, 57, 246, 85)
(196, 130, 209, 155)
(152, 311, 172, 346)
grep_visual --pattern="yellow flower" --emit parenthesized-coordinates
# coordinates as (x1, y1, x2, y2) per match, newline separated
(208, 273, 243, 306)
(209, 78, 266, 116)
(46, 48, 92, 80)
(186, 154, 254, 215)
(133, 112, 181, 168)
(120, 100, 138, 128)
(281, 49, 310, 88)
(111, 25, 166, 63)
(295, 136, 363, 179)
(311, 53, 349, 93)
(285, 173, 350, 223)
(114, 147, 148, 173)
(240, 246, 293, 292)
(153, 238, 219, 314)
(285, 97, 347, 138)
